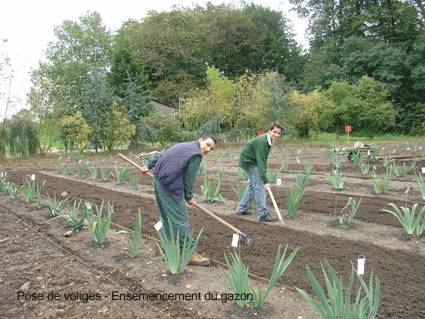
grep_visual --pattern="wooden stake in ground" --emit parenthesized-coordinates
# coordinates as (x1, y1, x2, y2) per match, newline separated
(266, 188, 286, 226)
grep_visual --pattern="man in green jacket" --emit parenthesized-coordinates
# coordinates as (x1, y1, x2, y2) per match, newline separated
(235, 122, 283, 222)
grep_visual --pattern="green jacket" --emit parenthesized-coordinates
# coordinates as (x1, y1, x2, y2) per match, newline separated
(239, 134, 271, 184)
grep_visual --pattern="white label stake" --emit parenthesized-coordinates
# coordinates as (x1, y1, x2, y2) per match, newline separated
(231, 234, 240, 248)
(31, 174, 35, 181)
(422, 167, 425, 174)
(276, 178, 282, 186)
(154, 220, 163, 231)
(357, 255, 366, 276)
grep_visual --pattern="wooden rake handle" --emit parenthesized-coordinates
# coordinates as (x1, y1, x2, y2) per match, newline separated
(117, 153, 250, 238)
(266, 187, 286, 226)
(118, 153, 153, 178)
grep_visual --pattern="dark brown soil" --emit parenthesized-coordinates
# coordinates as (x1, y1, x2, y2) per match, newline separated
(0, 197, 178, 319)
(6, 169, 425, 319)
(0, 183, 317, 319)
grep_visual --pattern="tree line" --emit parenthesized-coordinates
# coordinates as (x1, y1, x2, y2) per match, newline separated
(1, 1, 423, 157)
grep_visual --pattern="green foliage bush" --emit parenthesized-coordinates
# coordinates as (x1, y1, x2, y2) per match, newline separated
(60, 112, 92, 154)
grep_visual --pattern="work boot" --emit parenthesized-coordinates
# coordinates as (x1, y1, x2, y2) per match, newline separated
(188, 252, 210, 267)
(258, 212, 277, 222)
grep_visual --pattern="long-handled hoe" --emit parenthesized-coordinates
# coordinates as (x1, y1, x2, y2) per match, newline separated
(266, 187, 286, 227)
(118, 153, 255, 247)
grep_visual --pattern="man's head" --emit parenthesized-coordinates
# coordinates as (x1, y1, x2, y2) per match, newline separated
(267, 121, 283, 142)
(198, 134, 217, 156)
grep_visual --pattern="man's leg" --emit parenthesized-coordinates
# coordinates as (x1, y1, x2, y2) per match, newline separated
(248, 167, 270, 219)
(235, 177, 253, 215)
(154, 179, 190, 246)
(154, 179, 209, 266)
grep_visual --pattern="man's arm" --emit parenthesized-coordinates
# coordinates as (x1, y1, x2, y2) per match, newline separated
(183, 156, 202, 203)
(255, 140, 269, 184)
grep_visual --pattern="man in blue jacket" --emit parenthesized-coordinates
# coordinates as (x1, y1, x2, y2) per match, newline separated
(145, 134, 217, 266)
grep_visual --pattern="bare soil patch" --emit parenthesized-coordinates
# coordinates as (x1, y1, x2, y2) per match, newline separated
(5, 168, 425, 319)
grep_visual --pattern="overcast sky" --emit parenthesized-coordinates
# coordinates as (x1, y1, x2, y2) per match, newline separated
(0, 0, 308, 120)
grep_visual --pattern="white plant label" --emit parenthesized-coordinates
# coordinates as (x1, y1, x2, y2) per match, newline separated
(422, 167, 425, 174)
(296, 157, 300, 164)
(154, 220, 163, 231)
(79, 159, 81, 164)
(357, 256, 366, 276)
(231, 234, 240, 248)
(406, 147, 410, 151)
(367, 150, 370, 156)
(85, 202, 92, 209)
(339, 181, 344, 189)
(276, 178, 282, 186)
(0, 173, 3, 178)
(297, 149, 301, 154)
(31, 174, 35, 181)
(392, 149, 396, 153)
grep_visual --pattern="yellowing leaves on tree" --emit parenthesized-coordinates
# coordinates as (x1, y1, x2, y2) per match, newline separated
(180, 66, 236, 131)
(104, 101, 136, 151)
(60, 111, 92, 154)
(239, 71, 286, 130)
(289, 90, 334, 138)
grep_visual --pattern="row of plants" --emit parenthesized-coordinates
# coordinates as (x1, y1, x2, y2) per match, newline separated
(157, 215, 382, 316)
(53, 159, 140, 188)
(53, 151, 425, 236)
(0, 171, 389, 317)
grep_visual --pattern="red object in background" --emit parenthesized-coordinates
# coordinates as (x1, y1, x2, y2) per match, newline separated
(257, 129, 265, 135)
(345, 125, 352, 134)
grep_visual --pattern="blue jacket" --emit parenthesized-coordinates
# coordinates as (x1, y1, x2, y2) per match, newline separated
(153, 141, 201, 201)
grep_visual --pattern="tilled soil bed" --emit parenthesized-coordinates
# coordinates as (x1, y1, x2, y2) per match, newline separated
(0, 193, 317, 319)
(6, 168, 425, 319)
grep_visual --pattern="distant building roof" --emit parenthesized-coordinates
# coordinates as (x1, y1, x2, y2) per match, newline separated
(150, 98, 176, 118)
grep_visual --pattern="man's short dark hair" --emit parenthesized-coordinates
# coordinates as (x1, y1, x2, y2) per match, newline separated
(267, 121, 284, 132)
(199, 133, 218, 144)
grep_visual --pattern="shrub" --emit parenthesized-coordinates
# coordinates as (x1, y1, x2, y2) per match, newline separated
(371, 169, 391, 194)
(222, 245, 299, 309)
(60, 111, 92, 154)
(284, 187, 305, 218)
(114, 165, 130, 184)
(48, 193, 69, 217)
(250, 245, 299, 308)
(201, 169, 228, 205)
(382, 203, 425, 237)
(416, 173, 425, 200)
(121, 209, 142, 257)
(66, 200, 90, 229)
(329, 170, 343, 190)
(338, 197, 361, 225)
(87, 201, 114, 244)
(157, 219, 202, 274)
(296, 260, 381, 319)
